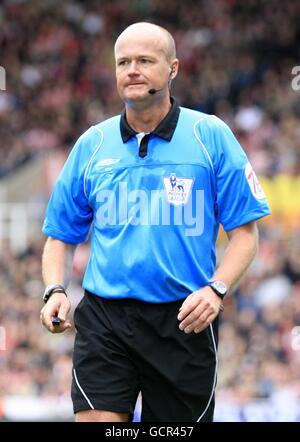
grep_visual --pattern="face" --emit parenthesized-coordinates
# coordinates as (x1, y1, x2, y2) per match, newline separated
(115, 32, 176, 103)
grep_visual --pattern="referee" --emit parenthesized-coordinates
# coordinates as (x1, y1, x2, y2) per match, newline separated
(40, 22, 271, 422)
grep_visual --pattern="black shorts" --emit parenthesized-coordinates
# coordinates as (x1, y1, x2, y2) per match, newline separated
(71, 290, 218, 422)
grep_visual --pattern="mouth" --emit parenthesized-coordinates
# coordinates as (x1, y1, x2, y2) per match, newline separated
(126, 83, 146, 87)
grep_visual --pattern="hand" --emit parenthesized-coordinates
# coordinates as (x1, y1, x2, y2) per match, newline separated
(40, 292, 72, 334)
(177, 286, 223, 334)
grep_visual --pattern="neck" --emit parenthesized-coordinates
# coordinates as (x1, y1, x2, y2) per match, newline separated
(125, 96, 172, 133)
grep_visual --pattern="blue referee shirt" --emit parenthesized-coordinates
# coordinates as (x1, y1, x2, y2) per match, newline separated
(42, 98, 271, 302)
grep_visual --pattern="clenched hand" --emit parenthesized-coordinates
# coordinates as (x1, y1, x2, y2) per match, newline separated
(40, 292, 72, 334)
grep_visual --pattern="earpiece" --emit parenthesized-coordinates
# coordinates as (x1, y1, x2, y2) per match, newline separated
(149, 67, 175, 94)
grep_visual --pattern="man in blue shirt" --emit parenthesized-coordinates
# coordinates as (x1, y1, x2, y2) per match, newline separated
(40, 22, 270, 422)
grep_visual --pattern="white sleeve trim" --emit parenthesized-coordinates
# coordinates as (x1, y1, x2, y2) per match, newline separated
(193, 117, 214, 172)
(83, 126, 104, 199)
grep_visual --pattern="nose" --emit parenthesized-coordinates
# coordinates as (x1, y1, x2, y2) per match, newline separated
(127, 61, 140, 76)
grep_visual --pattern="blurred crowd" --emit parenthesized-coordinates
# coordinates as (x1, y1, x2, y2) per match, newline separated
(1, 0, 300, 176)
(217, 230, 300, 409)
(0, 238, 86, 420)
(0, 0, 300, 421)
(0, 228, 300, 420)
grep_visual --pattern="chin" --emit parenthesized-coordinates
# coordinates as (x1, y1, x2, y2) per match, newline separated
(124, 92, 148, 103)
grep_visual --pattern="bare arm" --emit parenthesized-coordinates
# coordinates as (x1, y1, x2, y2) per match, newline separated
(42, 237, 76, 287)
(177, 221, 258, 334)
(212, 221, 258, 290)
(40, 237, 77, 333)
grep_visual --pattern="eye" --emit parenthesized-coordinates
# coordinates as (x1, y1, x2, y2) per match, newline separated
(118, 60, 129, 66)
(140, 58, 152, 65)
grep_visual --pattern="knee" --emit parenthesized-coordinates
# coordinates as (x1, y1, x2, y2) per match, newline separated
(75, 409, 129, 422)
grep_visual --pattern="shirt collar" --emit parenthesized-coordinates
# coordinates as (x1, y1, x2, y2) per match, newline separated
(120, 97, 180, 143)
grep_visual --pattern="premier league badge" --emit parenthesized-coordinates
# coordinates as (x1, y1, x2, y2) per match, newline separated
(163, 173, 194, 206)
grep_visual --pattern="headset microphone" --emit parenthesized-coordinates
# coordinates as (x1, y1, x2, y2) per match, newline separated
(148, 68, 175, 95)
(148, 88, 163, 95)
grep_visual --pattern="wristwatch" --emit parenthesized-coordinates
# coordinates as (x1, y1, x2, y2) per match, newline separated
(207, 280, 228, 300)
(43, 284, 67, 304)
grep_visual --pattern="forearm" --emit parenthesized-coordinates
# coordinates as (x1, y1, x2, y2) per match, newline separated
(42, 237, 76, 287)
(178, 222, 259, 333)
(213, 221, 259, 292)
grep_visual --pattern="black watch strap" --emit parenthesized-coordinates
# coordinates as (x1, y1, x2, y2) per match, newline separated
(207, 280, 227, 300)
(43, 284, 67, 304)
(209, 284, 225, 300)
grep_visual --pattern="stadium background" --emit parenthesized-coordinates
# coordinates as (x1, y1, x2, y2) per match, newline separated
(0, 0, 299, 421)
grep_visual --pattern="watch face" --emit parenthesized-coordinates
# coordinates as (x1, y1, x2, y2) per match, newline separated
(212, 281, 227, 295)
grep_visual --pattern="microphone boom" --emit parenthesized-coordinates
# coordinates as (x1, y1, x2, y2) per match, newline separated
(148, 88, 162, 95)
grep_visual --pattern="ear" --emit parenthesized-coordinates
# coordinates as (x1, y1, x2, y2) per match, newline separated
(170, 59, 179, 79)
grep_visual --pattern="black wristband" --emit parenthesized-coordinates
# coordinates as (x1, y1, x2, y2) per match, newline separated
(43, 284, 67, 303)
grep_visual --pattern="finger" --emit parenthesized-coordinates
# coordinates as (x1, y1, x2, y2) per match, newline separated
(179, 298, 213, 328)
(185, 311, 212, 333)
(40, 306, 46, 321)
(179, 304, 206, 331)
(182, 305, 216, 333)
(194, 312, 217, 334)
(181, 312, 209, 333)
(177, 295, 201, 321)
(42, 308, 59, 330)
(57, 302, 70, 321)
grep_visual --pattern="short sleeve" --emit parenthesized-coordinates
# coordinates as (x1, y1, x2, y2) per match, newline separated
(42, 127, 98, 243)
(198, 116, 271, 231)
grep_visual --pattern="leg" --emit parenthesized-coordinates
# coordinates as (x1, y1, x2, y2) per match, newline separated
(72, 293, 140, 420)
(75, 410, 129, 422)
(134, 302, 219, 421)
